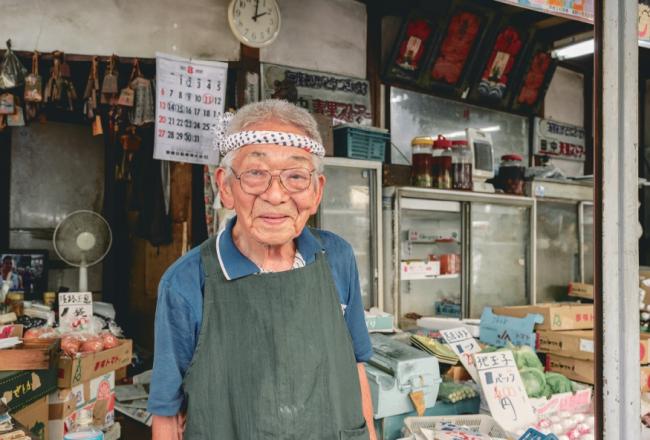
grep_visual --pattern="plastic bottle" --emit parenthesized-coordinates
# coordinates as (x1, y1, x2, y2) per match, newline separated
(63, 410, 104, 440)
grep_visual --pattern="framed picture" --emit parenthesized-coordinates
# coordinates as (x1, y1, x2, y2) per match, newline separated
(469, 18, 535, 108)
(509, 41, 557, 114)
(1, 249, 49, 299)
(384, 13, 438, 84)
(419, 1, 497, 97)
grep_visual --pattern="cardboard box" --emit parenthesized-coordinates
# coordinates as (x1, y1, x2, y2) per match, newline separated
(57, 339, 132, 388)
(0, 339, 60, 371)
(546, 354, 595, 384)
(492, 303, 594, 331)
(641, 366, 650, 392)
(0, 367, 58, 413)
(13, 396, 48, 440)
(568, 283, 594, 300)
(538, 330, 650, 364)
(49, 371, 115, 420)
(48, 393, 116, 440)
(537, 330, 595, 361)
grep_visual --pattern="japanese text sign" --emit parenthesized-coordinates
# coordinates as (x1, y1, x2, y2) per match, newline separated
(59, 292, 93, 332)
(154, 52, 227, 165)
(474, 351, 536, 433)
(439, 327, 481, 383)
(533, 117, 586, 162)
(261, 63, 372, 125)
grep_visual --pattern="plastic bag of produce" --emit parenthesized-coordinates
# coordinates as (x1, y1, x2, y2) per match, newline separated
(521, 367, 547, 398)
(545, 371, 573, 395)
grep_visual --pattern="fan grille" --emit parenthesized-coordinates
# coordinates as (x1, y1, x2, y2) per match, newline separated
(53, 210, 112, 267)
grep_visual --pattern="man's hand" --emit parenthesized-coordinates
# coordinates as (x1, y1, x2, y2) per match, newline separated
(152, 413, 185, 440)
(357, 363, 377, 440)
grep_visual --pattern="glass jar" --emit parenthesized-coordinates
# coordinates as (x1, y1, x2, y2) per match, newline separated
(497, 154, 526, 195)
(410, 136, 434, 187)
(451, 140, 473, 190)
(432, 135, 453, 189)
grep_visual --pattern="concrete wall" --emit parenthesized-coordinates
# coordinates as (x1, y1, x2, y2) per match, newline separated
(260, 0, 367, 78)
(544, 66, 585, 127)
(0, 0, 367, 78)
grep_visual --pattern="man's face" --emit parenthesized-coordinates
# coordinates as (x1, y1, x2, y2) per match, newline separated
(216, 119, 326, 247)
(2, 259, 12, 272)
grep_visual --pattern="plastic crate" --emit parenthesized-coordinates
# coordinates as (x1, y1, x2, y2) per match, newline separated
(333, 124, 389, 162)
(403, 414, 508, 438)
(435, 302, 461, 318)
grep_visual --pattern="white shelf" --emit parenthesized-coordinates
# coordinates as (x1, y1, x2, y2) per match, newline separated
(401, 274, 460, 281)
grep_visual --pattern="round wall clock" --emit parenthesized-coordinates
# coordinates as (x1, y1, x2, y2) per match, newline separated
(228, 0, 281, 48)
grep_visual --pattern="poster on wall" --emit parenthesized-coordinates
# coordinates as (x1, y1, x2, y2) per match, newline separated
(533, 117, 586, 162)
(153, 53, 227, 165)
(641, 1, 650, 41)
(261, 63, 372, 125)
(494, 0, 594, 23)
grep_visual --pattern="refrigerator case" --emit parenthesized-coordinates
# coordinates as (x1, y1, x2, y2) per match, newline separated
(317, 158, 383, 309)
(527, 179, 594, 303)
(383, 186, 535, 322)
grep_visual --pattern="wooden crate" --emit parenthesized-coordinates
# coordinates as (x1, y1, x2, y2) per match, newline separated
(0, 339, 60, 371)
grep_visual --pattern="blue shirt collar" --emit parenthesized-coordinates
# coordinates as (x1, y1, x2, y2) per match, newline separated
(216, 216, 324, 281)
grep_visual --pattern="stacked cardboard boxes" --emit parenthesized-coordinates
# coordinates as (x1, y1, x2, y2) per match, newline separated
(492, 303, 596, 384)
(47, 339, 132, 440)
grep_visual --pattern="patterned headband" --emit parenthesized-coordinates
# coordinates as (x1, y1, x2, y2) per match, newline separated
(212, 112, 325, 157)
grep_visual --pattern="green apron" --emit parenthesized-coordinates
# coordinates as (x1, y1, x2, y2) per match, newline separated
(182, 235, 369, 440)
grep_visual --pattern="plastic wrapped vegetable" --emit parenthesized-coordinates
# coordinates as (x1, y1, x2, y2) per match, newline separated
(509, 343, 544, 371)
(438, 381, 477, 403)
(520, 367, 547, 398)
(545, 372, 573, 395)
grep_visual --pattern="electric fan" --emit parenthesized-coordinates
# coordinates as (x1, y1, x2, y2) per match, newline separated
(53, 210, 112, 292)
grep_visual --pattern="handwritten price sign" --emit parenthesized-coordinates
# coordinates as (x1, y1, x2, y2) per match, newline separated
(59, 292, 93, 332)
(474, 351, 536, 433)
(439, 327, 481, 383)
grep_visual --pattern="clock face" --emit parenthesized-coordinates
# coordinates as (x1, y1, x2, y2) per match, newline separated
(228, 0, 281, 48)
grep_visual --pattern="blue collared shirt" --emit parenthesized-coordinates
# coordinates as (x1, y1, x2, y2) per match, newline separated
(147, 217, 373, 416)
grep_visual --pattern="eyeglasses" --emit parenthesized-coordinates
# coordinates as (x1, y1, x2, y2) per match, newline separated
(230, 167, 316, 195)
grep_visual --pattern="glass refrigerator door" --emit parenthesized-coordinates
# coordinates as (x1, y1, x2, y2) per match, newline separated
(469, 202, 531, 318)
(397, 198, 463, 319)
(536, 201, 580, 302)
(580, 202, 594, 284)
(319, 162, 379, 309)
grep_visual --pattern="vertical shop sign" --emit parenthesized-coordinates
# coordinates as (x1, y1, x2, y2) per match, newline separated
(261, 63, 372, 125)
(439, 327, 481, 383)
(474, 351, 536, 433)
(154, 53, 227, 165)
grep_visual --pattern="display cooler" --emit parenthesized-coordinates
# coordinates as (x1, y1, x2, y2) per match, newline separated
(316, 157, 384, 309)
(383, 186, 536, 324)
(527, 178, 594, 303)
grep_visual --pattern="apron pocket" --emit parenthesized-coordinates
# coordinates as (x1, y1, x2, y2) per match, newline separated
(339, 422, 369, 440)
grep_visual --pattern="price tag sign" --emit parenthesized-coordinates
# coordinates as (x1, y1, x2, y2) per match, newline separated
(474, 351, 536, 433)
(439, 327, 481, 383)
(58, 292, 93, 332)
(154, 52, 227, 165)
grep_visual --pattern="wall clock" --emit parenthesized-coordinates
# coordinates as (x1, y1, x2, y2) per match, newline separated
(228, 0, 281, 48)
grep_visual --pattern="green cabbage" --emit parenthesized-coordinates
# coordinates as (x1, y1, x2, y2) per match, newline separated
(520, 367, 547, 398)
(545, 372, 573, 395)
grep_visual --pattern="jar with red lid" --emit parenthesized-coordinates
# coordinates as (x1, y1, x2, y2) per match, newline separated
(497, 154, 526, 195)
(451, 139, 473, 190)
(410, 136, 434, 187)
(432, 135, 453, 189)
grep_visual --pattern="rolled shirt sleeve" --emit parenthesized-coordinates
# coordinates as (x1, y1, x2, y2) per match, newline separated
(343, 248, 373, 362)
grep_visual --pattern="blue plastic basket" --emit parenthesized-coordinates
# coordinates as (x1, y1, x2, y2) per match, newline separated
(333, 124, 389, 162)
(435, 302, 461, 318)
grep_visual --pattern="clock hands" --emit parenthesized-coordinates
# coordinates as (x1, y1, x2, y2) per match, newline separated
(253, 0, 260, 21)
(252, 11, 268, 20)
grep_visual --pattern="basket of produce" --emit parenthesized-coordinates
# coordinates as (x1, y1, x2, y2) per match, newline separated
(404, 414, 507, 438)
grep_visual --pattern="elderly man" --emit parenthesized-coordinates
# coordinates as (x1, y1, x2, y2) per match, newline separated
(148, 100, 376, 439)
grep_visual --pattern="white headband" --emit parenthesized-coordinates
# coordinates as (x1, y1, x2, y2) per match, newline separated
(212, 112, 325, 157)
